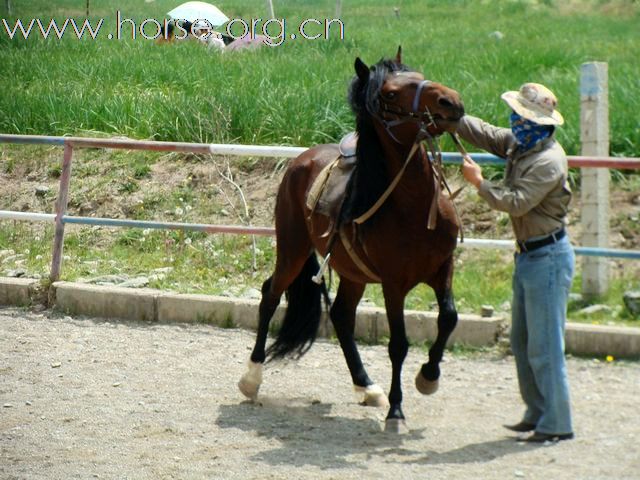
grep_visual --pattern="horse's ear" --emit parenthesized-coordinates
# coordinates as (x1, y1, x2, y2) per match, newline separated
(354, 57, 369, 82)
(395, 46, 402, 64)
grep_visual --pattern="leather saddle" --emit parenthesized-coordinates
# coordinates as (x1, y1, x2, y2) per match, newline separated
(305, 132, 358, 223)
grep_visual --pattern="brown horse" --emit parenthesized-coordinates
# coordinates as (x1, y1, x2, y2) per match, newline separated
(239, 49, 465, 432)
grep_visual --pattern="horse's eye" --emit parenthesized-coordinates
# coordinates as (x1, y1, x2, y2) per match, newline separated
(384, 91, 397, 100)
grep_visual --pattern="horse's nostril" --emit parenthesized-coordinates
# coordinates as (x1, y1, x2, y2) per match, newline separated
(438, 97, 454, 108)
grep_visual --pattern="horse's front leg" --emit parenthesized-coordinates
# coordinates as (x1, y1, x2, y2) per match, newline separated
(382, 284, 410, 433)
(331, 279, 388, 408)
(416, 287, 458, 395)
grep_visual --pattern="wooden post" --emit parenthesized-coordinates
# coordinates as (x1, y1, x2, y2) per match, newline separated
(86, 0, 89, 17)
(580, 62, 610, 298)
(336, 0, 342, 17)
(5, 0, 11, 15)
(265, 0, 275, 19)
(50, 143, 74, 283)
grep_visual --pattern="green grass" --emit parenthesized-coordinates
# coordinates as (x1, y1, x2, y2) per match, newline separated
(0, 0, 638, 325)
(1, 220, 638, 325)
(0, 0, 639, 156)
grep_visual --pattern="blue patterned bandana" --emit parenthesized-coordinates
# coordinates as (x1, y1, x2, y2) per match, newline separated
(510, 112, 554, 151)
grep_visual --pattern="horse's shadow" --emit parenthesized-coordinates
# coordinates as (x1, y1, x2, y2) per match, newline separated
(215, 397, 537, 469)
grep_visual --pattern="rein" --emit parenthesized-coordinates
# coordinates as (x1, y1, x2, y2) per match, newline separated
(310, 78, 467, 284)
(354, 79, 464, 237)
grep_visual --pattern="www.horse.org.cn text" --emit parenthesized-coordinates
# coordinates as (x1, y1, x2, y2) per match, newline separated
(1, 13, 346, 47)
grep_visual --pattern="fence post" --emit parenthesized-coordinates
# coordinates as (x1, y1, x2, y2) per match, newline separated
(579, 62, 610, 298)
(50, 143, 74, 283)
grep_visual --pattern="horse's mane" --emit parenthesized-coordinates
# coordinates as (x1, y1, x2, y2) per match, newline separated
(341, 58, 413, 224)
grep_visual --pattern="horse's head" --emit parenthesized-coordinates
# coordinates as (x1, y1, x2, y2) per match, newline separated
(349, 47, 464, 144)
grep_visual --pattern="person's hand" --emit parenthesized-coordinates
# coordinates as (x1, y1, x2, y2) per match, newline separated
(461, 154, 483, 189)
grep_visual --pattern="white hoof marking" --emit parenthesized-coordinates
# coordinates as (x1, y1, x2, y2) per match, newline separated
(238, 361, 263, 401)
(354, 384, 389, 408)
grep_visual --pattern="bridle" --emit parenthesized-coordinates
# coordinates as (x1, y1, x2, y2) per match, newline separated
(376, 79, 438, 145)
(310, 76, 465, 284)
(355, 78, 464, 238)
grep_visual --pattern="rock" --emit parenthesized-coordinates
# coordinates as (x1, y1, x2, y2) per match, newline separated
(2, 254, 25, 264)
(118, 277, 149, 288)
(6, 269, 26, 278)
(152, 267, 174, 274)
(51, 362, 62, 368)
(569, 293, 584, 304)
(481, 305, 494, 318)
(242, 287, 262, 300)
(623, 291, 640, 317)
(85, 274, 129, 285)
(499, 301, 511, 312)
(0, 249, 15, 259)
(489, 30, 505, 40)
(35, 185, 50, 197)
(578, 304, 612, 316)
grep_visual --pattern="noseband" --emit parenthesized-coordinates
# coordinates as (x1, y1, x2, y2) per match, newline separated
(377, 79, 438, 145)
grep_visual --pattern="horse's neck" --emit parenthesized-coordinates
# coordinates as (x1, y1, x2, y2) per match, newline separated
(379, 133, 434, 204)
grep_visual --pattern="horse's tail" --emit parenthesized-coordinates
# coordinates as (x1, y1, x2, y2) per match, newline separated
(266, 254, 330, 361)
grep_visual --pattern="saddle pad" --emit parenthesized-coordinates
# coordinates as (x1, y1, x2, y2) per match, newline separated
(306, 155, 356, 218)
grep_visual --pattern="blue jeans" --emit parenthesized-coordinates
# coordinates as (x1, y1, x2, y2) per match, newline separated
(511, 235, 575, 435)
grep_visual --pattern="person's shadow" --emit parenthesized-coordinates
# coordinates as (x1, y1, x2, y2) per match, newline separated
(215, 397, 537, 469)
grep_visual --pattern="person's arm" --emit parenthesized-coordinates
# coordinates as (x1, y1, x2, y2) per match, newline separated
(477, 158, 564, 217)
(456, 115, 514, 159)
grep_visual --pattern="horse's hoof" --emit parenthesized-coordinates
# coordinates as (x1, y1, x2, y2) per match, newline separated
(384, 418, 409, 434)
(355, 384, 389, 408)
(238, 361, 263, 401)
(415, 371, 439, 395)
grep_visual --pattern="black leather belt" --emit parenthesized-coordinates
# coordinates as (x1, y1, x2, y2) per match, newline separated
(517, 228, 566, 253)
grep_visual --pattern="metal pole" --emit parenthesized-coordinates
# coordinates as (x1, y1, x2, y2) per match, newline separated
(5, 0, 11, 16)
(580, 62, 610, 298)
(50, 143, 74, 283)
(265, 0, 275, 19)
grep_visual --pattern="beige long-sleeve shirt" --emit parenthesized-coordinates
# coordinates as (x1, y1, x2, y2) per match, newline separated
(456, 115, 572, 242)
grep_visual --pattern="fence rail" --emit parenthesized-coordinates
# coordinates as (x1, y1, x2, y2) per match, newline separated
(1, 133, 639, 284)
(1, 210, 639, 260)
(2, 133, 640, 168)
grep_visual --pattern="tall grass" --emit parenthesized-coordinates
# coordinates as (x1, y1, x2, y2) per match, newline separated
(0, 0, 639, 155)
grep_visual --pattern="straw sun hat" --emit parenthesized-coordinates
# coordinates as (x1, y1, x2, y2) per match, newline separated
(501, 83, 564, 126)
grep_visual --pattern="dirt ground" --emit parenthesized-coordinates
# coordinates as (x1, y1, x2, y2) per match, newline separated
(1, 307, 639, 480)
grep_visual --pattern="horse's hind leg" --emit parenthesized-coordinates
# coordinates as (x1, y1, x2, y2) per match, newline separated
(238, 185, 313, 401)
(416, 258, 458, 395)
(237, 274, 280, 401)
(331, 279, 388, 408)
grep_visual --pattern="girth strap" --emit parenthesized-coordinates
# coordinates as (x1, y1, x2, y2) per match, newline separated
(339, 225, 381, 282)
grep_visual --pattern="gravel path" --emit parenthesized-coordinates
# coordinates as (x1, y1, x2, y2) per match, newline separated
(1, 306, 638, 480)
